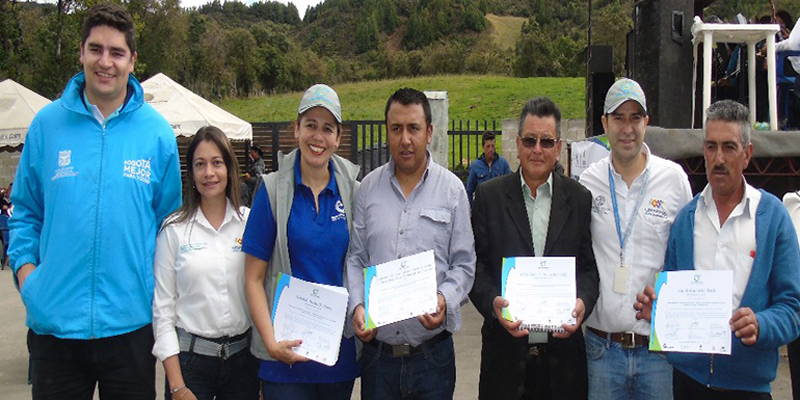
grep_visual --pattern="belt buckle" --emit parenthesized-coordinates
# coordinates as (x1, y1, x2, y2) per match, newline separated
(392, 344, 411, 357)
(528, 345, 543, 357)
(622, 332, 636, 349)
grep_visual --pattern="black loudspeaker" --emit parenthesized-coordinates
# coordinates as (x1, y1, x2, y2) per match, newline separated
(586, 45, 615, 137)
(629, 0, 694, 128)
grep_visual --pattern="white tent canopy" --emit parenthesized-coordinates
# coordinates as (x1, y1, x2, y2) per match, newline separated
(0, 79, 51, 147)
(142, 73, 252, 140)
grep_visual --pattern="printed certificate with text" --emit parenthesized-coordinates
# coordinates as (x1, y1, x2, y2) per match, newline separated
(364, 250, 438, 329)
(650, 270, 732, 355)
(501, 256, 576, 332)
(272, 273, 349, 366)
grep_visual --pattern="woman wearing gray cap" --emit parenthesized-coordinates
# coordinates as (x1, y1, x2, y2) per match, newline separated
(243, 84, 360, 400)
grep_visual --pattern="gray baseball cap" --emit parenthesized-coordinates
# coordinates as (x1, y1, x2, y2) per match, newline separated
(298, 84, 342, 123)
(604, 78, 647, 114)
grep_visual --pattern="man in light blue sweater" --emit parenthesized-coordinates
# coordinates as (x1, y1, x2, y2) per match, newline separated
(635, 100, 800, 399)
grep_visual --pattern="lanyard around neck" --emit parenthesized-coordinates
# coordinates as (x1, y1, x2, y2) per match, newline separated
(608, 165, 650, 263)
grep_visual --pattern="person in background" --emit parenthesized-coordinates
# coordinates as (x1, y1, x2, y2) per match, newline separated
(152, 126, 258, 400)
(466, 131, 511, 208)
(244, 84, 361, 400)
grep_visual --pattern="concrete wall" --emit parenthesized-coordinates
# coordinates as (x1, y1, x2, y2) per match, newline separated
(425, 91, 449, 168)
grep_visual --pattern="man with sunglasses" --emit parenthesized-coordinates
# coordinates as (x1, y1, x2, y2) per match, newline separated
(469, 97, 599, 399)
(579, 78, 692, 400)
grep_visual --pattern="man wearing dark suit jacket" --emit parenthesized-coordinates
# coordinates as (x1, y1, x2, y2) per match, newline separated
(469, 97, 599, 400)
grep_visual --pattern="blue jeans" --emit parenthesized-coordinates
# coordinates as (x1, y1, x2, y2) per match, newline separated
(360, 335, 456, 400)
(165, 349, 259, 400)
(585, 328, 673, 400)
(261, 380, 355, 400)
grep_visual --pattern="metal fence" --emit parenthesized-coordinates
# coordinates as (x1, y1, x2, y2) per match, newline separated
(242, 120, 500, 180)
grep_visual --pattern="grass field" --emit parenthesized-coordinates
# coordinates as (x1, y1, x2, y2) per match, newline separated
(485, 14, 526, 52)
(220, 75, 586, 123)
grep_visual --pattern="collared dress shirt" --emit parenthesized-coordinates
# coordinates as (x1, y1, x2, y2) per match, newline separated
(695, 180, 761, 310)
(521, 171, 553, 258)
(346, 154, 476, 347)
(152, 201, 251, 361)
(581, 144, 693, 336)
(521, 171, 553, 344)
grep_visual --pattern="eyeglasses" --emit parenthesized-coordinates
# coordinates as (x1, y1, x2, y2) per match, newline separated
(519, 136, 558, 149)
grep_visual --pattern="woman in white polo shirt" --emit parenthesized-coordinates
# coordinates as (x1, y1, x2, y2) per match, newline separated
(152, 126, 258, 400)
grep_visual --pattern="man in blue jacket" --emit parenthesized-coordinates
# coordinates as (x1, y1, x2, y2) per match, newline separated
(9, 4, 182, 399)
(635, 100, 800, 399)
(466, 131, 511, 207)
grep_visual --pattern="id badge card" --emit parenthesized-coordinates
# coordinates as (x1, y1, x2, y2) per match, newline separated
(613, 265, 629, 294)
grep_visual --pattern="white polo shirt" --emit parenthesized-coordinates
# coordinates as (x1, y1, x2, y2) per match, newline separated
(694, 181, 760, 311)
(152, 201, 252, 361)
(581, 144, 693, 335)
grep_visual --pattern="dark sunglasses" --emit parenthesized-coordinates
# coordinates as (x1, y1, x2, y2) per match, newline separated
(519, 136, 558, 149)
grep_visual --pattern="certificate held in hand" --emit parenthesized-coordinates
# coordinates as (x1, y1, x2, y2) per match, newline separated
(364, 250, 438, 329)
(649, 270, 733, 355)
(271, 273, 350, 366)
(501, 256, 577, 333)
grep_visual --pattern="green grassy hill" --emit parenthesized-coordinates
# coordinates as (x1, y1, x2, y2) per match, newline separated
(485, 14, 526, 51)
(221, 75, 585, 123)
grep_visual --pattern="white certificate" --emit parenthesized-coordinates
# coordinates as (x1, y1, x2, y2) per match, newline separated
(364, 250, 438, 329)
(501, 257, 577, 332)
(271, 273, 349, 366)
(650, 270, 733, 355)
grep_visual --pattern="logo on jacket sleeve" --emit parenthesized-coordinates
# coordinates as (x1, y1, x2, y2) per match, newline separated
(123, 159, 151, 184)
(52, 150, 79, 181)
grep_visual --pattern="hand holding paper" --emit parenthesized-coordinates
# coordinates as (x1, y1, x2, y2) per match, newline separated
(492, 296, 529, 338)
(552, 298, 585, 339)
(730, 307, 760, 345)
(352, 304, 377, 342)
(418, 292, 447, 330)
(634, 285, 657, 322)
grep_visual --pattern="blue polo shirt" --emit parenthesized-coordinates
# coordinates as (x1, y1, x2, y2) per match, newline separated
(242, 155, 359, 383)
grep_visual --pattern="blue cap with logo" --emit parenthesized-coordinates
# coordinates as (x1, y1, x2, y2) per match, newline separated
(298, 84, 342, 123)
(604, 78, 647, 115)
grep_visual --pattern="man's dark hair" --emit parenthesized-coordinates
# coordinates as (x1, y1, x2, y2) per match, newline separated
(81, 3, 136, 55)
(518, 97, 562, 139)
(481, 131, 496, 145)
(384, 88, 432, 127)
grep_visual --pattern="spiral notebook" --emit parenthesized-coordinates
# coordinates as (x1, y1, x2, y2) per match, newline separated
(501, 256, 577, 333)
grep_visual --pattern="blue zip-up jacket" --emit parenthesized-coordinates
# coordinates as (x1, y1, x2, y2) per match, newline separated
(466, 153, 511, 207)
(664, 189, 800, 392)
(9, 72, 182, 339)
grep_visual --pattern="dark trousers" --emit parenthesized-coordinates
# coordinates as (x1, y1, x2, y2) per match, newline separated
(27, 325, 156, 400)
(673, 368, 771, 400)
(261, 379, 355, 400)
(522, 345, 552, 400)
(789, 337, 800, 400)
(165, 349, 259, 400)
(360, 335, 456, 400)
